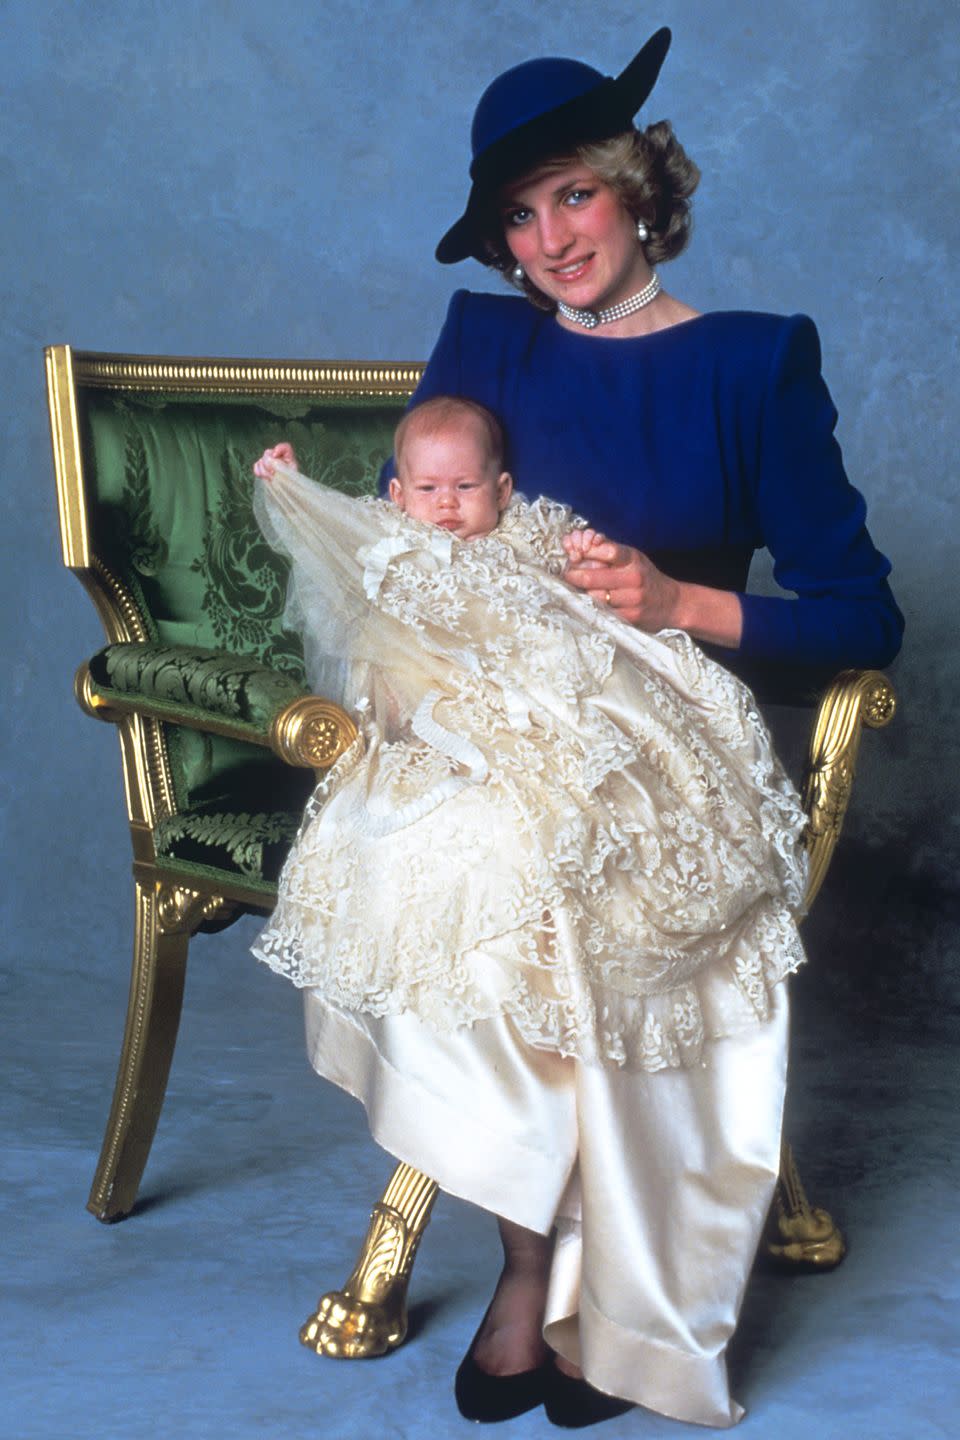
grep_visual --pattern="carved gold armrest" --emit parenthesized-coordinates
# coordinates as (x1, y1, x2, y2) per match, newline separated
(801, 668, 896, 910)
(76, 657, 357, 773)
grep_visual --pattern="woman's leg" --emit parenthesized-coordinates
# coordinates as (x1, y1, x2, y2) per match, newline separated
(470, 1218, 553, 1376)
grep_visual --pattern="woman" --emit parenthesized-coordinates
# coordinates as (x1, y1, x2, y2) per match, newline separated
(304, 26, 902, 1430)
(422, 29, 903, 687)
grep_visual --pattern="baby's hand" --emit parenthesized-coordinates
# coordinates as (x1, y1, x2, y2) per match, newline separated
(253, 442, 298, 480)
(563, 527, 615, 567)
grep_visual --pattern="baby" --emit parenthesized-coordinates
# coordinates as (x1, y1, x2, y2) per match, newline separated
(255, 394, 622, 585)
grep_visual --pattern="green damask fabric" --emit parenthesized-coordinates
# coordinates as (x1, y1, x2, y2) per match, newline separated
(82, 388, 404, 814)
(87, 640, 316, 880)
(85, 392, 400, 665)
(91, 643, 308, 730)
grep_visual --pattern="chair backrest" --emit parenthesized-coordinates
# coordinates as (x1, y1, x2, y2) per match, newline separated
(47, 348, 422, 820)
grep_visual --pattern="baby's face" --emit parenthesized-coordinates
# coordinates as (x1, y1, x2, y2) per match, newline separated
(389, 425, 512, 542)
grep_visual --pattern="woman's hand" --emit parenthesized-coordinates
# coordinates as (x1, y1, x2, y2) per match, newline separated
(253, 442, 298, 480)
(563, 530, 744, 646)
(563, 532, 682, 631)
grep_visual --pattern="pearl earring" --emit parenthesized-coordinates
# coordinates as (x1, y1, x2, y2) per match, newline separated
(636, 220, 650, 243)
(512, 264, 525, 282)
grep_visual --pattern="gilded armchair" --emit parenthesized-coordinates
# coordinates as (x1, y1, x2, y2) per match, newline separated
(46, 344, 894, 1357)
(46, 344, 416, 1222)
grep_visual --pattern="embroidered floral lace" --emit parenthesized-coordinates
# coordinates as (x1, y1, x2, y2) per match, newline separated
(252, 466, 808, 1071)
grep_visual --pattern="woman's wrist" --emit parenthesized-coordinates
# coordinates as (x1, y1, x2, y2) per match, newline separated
(672, 582, 743, 649)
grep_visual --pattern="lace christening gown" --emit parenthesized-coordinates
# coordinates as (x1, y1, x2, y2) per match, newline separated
(252, 464, 808, 1073)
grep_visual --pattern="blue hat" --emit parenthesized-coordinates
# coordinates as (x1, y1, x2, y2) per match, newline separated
(436, 28, 671, 264)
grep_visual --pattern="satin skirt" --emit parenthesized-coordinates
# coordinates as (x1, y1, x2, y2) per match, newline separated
(304, 985, 788, 1428)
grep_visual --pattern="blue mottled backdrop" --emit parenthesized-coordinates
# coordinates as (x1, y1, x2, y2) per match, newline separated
(1, 2, 958, 1434)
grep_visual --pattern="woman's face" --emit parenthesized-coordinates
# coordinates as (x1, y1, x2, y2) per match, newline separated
(499, 162, 649, 312)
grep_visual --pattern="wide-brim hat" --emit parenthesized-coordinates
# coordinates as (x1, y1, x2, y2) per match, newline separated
(436, 27, 671, 265)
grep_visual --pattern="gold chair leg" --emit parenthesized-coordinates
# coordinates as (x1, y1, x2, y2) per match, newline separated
(87, 878, 193, 1221)
(762, 1139, 846, 1270)
(301, 1163, 439, 1358)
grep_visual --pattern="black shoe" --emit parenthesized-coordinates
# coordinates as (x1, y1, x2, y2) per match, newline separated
(544, 1366, 635, 1428)
(454, 1324, 549, 1423)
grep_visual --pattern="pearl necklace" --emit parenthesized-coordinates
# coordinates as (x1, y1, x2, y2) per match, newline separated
(557, 271, 662, 329)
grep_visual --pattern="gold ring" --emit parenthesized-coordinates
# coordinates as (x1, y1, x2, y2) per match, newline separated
(604, 589, 611, 604)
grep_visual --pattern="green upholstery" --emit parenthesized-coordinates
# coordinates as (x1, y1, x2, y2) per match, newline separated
(86, 391, 397, 663)
(90, 643, 310, 731)
(80, 389, 403, 886)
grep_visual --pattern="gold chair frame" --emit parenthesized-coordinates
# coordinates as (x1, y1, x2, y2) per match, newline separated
(47, 344, 895, 1358)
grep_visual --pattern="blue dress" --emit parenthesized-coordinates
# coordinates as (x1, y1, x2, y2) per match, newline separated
(403, 290, 903, 680)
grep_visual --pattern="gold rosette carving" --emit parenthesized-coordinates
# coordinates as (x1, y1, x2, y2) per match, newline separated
(269, 695, 358, 771)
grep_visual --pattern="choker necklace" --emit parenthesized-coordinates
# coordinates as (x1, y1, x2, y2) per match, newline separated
(557, 271, 661, 329)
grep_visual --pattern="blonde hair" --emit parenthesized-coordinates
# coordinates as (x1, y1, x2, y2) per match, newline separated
(479, 122, 701, 310)
(394, 395, 506, 473)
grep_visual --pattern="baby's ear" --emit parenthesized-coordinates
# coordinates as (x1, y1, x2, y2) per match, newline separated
(497, 471, 514, 509)
(388, 476, 404, 507)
